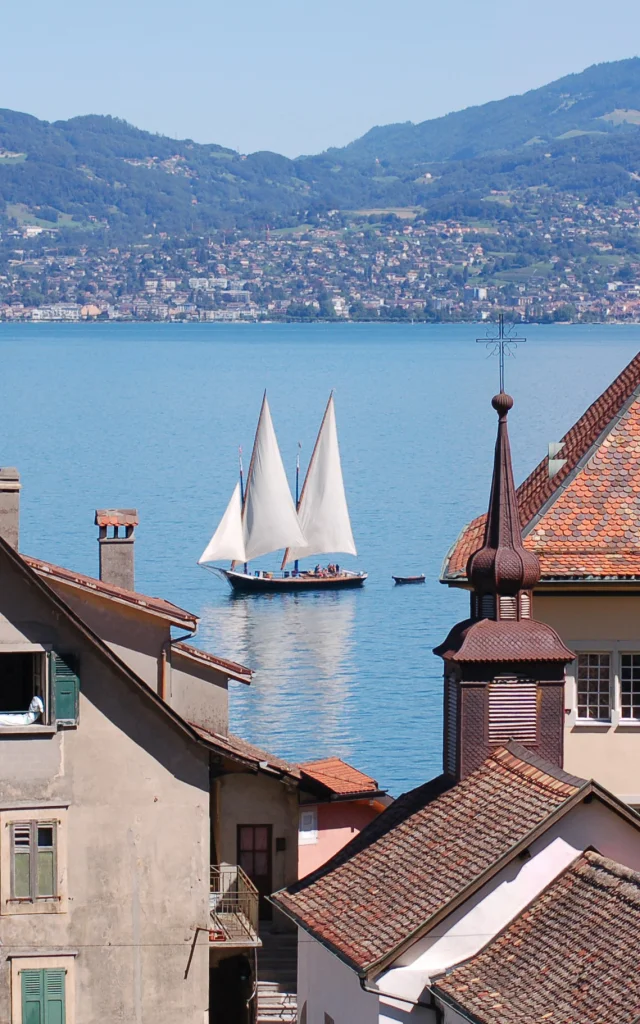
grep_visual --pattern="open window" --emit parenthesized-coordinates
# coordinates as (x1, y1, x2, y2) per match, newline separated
(0, 650, 79, 729)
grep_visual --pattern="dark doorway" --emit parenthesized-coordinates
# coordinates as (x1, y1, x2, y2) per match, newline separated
(210, 955, 252, 1024)
(238, 824, 273, 920)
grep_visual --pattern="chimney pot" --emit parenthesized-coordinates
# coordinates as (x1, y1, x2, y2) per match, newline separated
(0, 468, 21, 550)
(95, 509, 138, 591)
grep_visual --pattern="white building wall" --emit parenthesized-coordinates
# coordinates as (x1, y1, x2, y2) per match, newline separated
(297, 927, 379, 1024)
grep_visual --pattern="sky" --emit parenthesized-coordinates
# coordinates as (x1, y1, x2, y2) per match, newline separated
(1, 0, 639, 158)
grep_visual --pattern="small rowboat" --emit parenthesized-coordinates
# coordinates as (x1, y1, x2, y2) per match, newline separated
(393, 574, 426, 585)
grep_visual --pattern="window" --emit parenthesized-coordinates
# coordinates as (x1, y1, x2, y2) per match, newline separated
(620, 654, 640, 720)
(0, 651, 79, 729)
(577, 654, 611, 721)
(21, 968, 65, 1024)
(11, 822, 57, 902)
(299, 808, 318, 845)
(0, 653, 46, 723)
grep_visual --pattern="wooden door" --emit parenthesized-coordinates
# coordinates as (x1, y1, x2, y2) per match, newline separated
(237, 824, 273, 920)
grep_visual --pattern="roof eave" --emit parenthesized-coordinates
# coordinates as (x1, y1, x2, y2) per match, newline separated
(27, 559, 197, 628)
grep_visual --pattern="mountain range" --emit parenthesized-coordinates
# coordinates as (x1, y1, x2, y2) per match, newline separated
(2, 57, 640, 240)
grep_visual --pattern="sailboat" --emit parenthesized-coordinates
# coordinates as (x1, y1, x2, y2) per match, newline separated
(199, 393, 367, 593)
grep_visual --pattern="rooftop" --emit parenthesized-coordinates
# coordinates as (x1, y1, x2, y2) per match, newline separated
(298, 757, 381, 797)
(443, 351, 640, 584)
(433, 851, 640, 1024)
(25, 555, 198, 626)
(272, 745, 584, 974)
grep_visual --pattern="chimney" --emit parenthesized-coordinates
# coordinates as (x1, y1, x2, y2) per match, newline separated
(0, 468, 21, 550)
(95, 509, 138, 591)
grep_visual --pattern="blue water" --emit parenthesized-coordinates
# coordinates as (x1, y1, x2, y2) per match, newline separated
(2, 322, 640, 794)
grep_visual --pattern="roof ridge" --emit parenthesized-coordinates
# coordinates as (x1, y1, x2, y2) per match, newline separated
(489, 744, 584, 795)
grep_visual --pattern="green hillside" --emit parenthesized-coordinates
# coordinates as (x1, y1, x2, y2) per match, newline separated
(329, 58, 640, 167)
(2, 58, 640, 241)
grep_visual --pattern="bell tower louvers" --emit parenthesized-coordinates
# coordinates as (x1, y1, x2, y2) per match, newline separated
(434, 392, 574, 781)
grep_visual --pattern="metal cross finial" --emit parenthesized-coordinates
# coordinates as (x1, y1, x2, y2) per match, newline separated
(477, 313, 526, 393)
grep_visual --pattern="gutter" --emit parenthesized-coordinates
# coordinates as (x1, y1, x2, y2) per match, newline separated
(160, 628, 197, 700)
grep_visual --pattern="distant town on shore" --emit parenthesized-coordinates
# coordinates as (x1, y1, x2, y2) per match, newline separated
(1, 200, 639, 325)
(2, 57, 640, 324)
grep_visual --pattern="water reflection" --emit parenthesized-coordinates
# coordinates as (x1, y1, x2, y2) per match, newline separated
(198, 591, 358, 761)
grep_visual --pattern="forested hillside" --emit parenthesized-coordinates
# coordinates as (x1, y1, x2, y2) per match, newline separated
(2, 58, 640, 241)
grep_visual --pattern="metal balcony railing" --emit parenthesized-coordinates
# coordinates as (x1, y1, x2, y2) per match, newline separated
(210, 863, 260, 946)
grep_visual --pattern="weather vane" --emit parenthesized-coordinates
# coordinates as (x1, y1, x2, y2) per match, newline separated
(477, 313, 526, 393)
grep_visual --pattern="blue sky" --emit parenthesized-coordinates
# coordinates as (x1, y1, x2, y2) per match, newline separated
(1, 0, 639, 156)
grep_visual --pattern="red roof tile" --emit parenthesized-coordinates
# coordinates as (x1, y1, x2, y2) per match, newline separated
(298, 757, 381, 796)
(24, 555, 197, 626)
(433, 851, 640, 1024)
(443, 351, 640, 583)
(272, 745, 584, 973)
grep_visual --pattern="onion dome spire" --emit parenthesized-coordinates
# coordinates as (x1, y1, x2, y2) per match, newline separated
(467, 392, 540, 603)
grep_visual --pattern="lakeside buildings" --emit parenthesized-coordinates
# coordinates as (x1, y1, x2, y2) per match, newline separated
(0, 487, 385, 1024)
(2, 191, 640, 323)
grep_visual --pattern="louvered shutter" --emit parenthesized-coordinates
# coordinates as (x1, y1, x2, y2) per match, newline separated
(50, 653, 79, 725)
(44, 969, 65, 1024)
(489, 677, 538, 745)
(22, 969, 44, 1024)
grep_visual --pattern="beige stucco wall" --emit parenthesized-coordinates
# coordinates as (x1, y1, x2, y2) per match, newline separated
(168, 655, 228, 735)
(216, 772, 298, 928)
(43, 579, 171, 693)
(0, 552, 211, 1024)
(535, 593, 640, 800)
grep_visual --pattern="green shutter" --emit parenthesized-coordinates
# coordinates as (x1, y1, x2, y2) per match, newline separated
(44, 969, 65, 1024)
(22, 970, 44, 1024)
(50, 652, 79, 724)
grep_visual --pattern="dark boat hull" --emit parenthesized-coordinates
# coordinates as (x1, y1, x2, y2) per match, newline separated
(217, 569, 367, 593)
(393, 575, 426, 585)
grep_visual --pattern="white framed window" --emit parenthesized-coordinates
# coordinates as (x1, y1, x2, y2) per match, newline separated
(299, 808, 318, 845)
(576, 653, 611, 721)
(10, 955, 76, 1024)
(620, 654, 640, 721)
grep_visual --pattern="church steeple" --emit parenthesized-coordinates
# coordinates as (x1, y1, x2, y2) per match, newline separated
(435, 391, 574, 781)
(468, 393, 540, 620)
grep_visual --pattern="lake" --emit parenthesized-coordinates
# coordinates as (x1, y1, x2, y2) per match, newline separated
(2, 321, 640, 794)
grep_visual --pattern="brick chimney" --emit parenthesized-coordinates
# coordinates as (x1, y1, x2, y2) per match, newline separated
(95, 509, 138, 591)
(0, 468, 21, 550)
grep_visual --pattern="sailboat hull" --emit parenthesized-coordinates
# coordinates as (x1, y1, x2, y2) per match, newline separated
(216, 569, 367, 593)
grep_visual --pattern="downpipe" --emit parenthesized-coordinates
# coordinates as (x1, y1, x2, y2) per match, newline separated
(160, 628, 197, 700)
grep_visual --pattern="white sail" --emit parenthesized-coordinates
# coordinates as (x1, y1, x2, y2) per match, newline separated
(283, 394, 357, 566)
(198, 482, 246, 564)
(242, 395, 306, 562)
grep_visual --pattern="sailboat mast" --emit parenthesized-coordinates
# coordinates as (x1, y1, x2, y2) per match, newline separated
(232, 393, 267, 572)
(239, 446, 247, 573)
(294, 442, 301, 575)
(281, 392, 333, 570)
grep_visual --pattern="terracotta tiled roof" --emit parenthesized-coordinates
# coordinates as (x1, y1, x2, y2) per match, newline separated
(433, 851, 640, 1024)
(272, 745, 584, 973)
(24, 555, 197, 626)
(191, 723, 300, 778)
(443, 351, 640, 583)
(298, 757, 381, 796)
(172, 642, 251, 683)
(434, 617, 574, 663)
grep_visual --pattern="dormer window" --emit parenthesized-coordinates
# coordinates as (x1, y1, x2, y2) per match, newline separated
(0, 649, 79, 729)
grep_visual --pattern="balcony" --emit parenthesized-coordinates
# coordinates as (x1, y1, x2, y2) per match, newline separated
(210, 864, 261, 947)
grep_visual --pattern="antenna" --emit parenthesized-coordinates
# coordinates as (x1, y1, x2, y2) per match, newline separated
(477, 313, 526, 392)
